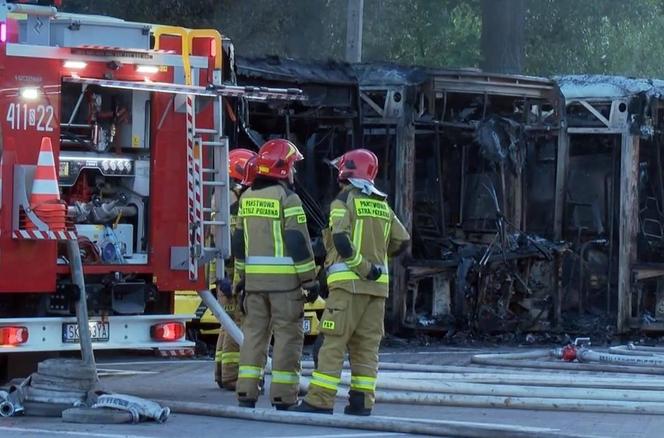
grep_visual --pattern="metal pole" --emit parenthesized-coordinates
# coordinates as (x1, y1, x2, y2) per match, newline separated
(66, 240, 97, 376)
(345, 0, 363, 63)
(198, 289, 243, 345)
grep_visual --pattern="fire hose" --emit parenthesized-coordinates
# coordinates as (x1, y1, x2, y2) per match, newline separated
(471, 352, 664, 375)
(198, 293, 664, 420)
(609, 344, 664, 358)
(624, 344, 664, 353)
(92, 394, 170, 423)
(375, 371, 664, 390)
(159, 400, 590, 438)
(577, 349, 664, 367)
(340, 375, 664, 403)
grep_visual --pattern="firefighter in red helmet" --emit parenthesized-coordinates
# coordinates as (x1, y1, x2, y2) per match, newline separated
(233, 139, 319, 409)
(214, 148, 257, 390)
(291, 148, 410, 416)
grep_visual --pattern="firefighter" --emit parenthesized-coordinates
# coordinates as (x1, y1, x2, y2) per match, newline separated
(233, 138, 319, 410)
(215, 148, 257, 390)
(290, 148, 410, 416)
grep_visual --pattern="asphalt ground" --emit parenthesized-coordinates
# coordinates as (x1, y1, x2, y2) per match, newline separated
(1, 346, 664, 437)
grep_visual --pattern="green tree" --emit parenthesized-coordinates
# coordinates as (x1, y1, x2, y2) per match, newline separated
(362, 0, 481, 67)
(60, 0, 664, 79)
(62, 0, 217, 28)
(524, 0, 664, 77)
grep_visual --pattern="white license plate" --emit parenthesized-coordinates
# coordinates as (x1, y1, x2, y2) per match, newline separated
(303, 318, 312, 334)
(62, 321, 110, 343)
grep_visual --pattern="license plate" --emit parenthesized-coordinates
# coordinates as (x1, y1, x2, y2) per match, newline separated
(62, 321, 110, 343)
(303, 318, 312, 334)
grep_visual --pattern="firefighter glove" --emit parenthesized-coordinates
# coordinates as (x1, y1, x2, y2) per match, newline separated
(218, 278, 233, 299)
(302, 281, 320, 303)
(366, 264, 382, 281)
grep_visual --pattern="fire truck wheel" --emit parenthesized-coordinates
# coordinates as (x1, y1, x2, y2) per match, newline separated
(37, 359, 96, 381)
(62, 407, 135, 424)
(23, 401, 74, 417)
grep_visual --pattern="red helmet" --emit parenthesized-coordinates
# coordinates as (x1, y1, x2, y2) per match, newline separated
(333, 148, 379, 184)
(255, 139, 303, 180)
(241, 156, 257, 187)
(229, 148, 257, 182)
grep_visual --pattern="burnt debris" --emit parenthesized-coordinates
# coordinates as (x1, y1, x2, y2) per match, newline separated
(230, 53, 664, 336)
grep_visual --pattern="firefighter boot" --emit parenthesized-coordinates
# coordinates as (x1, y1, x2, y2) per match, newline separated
(344, 390, 372, 416)
(289, 400, 333, 415)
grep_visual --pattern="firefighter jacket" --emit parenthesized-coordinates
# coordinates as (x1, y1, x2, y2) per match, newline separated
(232, 179, 317, 292)
(323, 185, 410, 298)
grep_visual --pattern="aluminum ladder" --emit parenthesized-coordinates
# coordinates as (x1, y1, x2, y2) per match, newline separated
(185, 82, 230, 283)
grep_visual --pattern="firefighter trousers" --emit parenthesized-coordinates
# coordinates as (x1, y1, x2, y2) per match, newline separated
(214, 294, 243, 388)
(304, 288, 385, 410)
(237, 288, 304, 406)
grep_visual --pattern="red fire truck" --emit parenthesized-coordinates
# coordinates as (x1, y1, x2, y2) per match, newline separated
(0, 1, 304, 366)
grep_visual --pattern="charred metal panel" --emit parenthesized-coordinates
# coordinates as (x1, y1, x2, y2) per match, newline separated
(356, 67, 565, 333)
(558, 75, 664, 334)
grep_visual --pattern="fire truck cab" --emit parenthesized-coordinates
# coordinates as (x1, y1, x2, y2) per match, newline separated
(0, 1, 303, 360)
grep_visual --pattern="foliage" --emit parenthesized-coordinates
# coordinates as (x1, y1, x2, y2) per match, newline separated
(362, 0, 481, 68)
(61, 0, 664, 78)
(524, 0, 664, 77)
(62, 0, 217, 27)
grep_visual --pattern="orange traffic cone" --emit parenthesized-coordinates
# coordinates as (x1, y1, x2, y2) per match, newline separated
(31, 137, 60, 204)
(24, 137, 66, 231)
